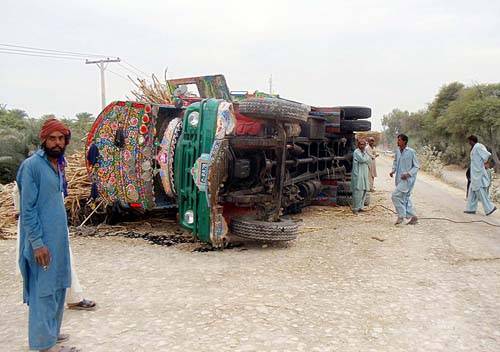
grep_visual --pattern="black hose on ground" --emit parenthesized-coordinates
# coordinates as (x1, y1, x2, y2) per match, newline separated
(369, 204, 500, 228)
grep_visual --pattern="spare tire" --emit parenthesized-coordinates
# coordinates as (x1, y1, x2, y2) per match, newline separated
(340, 120, 371, 132)
(230, 217, 299, 241)
(336, 106, 371, 120)
(239, 98, 310, 123)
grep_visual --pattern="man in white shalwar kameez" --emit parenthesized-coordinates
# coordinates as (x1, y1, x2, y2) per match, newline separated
(351, 139, 371, 213)
(390, 134, 420, 225)
(365, 137, 379, 192)
(464, 135, 497, 216)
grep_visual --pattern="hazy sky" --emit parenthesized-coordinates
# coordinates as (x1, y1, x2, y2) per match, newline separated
(1, 0, 499, 130)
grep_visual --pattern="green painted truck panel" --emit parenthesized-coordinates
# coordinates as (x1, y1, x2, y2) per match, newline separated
(174, 99, 220, 242)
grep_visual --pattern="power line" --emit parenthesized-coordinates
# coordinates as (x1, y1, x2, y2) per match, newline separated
(117, 62, 142, 77)
(118, 62, 148, 79)
(123, 60, 150, 77)
(0, 50, 84, 60)
(0, 47, 93, 59)
(108, 69, 131, 82)
(0, 43, 113, 58)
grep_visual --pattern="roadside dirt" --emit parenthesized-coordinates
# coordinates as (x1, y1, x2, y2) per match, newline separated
(1, 156, 499, 352)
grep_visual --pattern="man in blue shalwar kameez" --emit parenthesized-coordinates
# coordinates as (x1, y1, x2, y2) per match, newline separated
(351, 139, 371, 213)
(390, 134, 420, 225)
(464, 135, 497, 216)
(17, 119, 80, 352)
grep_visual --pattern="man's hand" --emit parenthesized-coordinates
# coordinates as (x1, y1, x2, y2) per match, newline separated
(401, 173, 410, 180)
(34, 246, 51, 268)
(389, 171, 394, 178)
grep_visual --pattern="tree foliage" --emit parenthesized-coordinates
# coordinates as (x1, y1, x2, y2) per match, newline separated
(0, 105, 95, 184)
(383, 82, 500, 170)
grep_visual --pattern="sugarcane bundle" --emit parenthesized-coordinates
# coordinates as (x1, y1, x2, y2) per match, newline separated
(0, 151, 104, 237)
(64, 151, 97, 226)
(128, 70, 174, 105)
(0, 182, 17, 238)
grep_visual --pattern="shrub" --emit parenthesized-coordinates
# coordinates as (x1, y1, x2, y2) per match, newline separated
(418, 145, 444, 178)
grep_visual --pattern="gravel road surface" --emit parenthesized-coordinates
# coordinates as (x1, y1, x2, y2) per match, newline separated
(1, 156, 499, 351)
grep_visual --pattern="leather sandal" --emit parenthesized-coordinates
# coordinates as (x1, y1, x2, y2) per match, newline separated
(57, 346, 81, 352)
(57, 334, 70, 343)
(67, 298, 96, 311)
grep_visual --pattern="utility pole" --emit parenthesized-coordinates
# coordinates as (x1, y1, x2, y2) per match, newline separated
(85, 57, 121, 109)
(269, 74, 273, 95)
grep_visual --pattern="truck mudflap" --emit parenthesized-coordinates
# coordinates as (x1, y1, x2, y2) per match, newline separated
(86, 101, 157, 209)
(175, 99, 235, 246)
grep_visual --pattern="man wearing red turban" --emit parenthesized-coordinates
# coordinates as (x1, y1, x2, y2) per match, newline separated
(16, 118, 81, 351)
(39, 118, 71, 158)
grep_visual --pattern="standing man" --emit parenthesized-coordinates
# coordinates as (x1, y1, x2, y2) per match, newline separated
(464, 135, 496, 215)
(17, 118, 80, 352)
(13, 182, 97, 311)
(351, 138, 371, 213)
(390, 134, 420, 225)
(365, 137, 379, 192)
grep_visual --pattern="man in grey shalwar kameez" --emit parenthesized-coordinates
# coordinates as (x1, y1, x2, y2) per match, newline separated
(17, 119, 80, 352)
(351, 139, 371, 213)
(464, 135, 497, 216)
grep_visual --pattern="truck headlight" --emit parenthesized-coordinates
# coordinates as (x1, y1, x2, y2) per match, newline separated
(184, 210, 194, 224)
(188, 111, 199, 127)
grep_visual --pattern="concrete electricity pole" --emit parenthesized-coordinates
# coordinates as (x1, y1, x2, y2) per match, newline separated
(85, 57, 121, 109)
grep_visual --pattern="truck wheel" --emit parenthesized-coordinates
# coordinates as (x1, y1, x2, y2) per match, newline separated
(230, 217, 299, 241)
(238, 98, 310, 122)
(340, 120, 371, 132)
(337, 193, 370, 206)
(336, 106, 371, 119)
(336, 195, 351, 206)
(337, 181, 351, 193)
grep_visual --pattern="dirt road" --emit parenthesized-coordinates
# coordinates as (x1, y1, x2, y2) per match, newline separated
(1, 157, 499, 352)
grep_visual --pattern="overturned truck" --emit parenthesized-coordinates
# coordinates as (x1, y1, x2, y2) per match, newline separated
(86, 75, 371, 246)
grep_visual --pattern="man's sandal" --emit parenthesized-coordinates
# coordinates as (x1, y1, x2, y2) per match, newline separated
(407, 216, 418, 225)
(57, 346, 81, 352)
(67, 298, 96, 311)
(57, 334, 70, 343)
(41, 346, 80, 352)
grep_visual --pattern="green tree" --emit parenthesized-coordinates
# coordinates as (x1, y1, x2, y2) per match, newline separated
(442, 84, 500, 167)
(383, 82, 500, 171)
(0, 106, 29, 130)
(382, 109, 410, 146)
(422, 82, 465, 151)
(0, 105, 96, 183)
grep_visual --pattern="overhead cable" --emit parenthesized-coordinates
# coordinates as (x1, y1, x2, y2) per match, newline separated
(0, 43, 114, 59)
(0, 50, 84, 60)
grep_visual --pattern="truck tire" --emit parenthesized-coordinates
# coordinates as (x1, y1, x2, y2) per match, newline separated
(340, 120, 371, 132)
(336, 195, 351, 206)
(337, 181, 351, 193)
(336, 106, 371, 120)
(238, 98, 310, 123)
(230, 217, 299, 241)
(337, 193, 370, 206)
